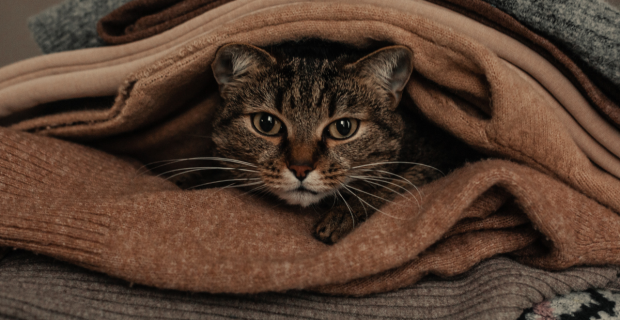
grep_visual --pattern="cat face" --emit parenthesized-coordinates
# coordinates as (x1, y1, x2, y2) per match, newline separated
(210, 42, 413, 207)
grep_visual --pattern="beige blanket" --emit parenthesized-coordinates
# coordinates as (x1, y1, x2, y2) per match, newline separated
(1, 2, 620, 295)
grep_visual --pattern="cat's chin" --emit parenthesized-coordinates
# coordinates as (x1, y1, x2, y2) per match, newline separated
(276, 190, 329, 207)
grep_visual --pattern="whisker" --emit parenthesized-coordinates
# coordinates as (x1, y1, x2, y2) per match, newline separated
(158, 167, 259, 180)
(342, 184, 415, 221)
(352, 161, 444, 176)
(258, 184, 271, 198)
(187, 178, 260, 190)
(247, 184, 269, 196)
(250, 186, 272, 202)
(350, 175, 412, 197)
(217, 182, 264, 189)
(136, 156, 258, 175)
(335, 189, 355, 229)
(174, 157, 257, 168)
(137, 161, 178, 176)
(349, 176, 421, 209)
(359, 169, 424, 199)
(343, 184, 400, 206)
(239, 184, 269, 198)
(340, 184, 368, 220)
(201, 182, 237, 205)
(230, 183, 268, 201)
(197, 181, 263, 209)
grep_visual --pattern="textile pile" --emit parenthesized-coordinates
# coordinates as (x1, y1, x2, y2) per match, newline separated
(2, 251, 618, 319)
(1, 0, 619, 319)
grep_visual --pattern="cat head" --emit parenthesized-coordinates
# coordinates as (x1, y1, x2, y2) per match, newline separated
(210, 41, 413, 207)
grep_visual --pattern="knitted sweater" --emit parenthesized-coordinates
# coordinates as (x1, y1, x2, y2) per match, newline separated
(27, 0, 132, 53)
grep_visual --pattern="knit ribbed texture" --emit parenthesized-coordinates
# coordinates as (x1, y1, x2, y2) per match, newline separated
(484, 0, 620, 91)
(0, 127, 171, 268)
(27, 0, 133, 54)
(0, 251, 618, 320)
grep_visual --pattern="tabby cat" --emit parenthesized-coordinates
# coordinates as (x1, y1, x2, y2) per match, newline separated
(176, 39, 479, 244)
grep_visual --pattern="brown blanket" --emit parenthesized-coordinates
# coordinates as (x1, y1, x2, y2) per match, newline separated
(97, 0, 233, 45)
(429, 0, 620, 127)
(1, 3, 620, 296)
(94, 0, 620, 128)
(5, 0, 620, 181)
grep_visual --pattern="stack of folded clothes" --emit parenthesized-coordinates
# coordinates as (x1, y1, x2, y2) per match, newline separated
(1, 0, 619, 319)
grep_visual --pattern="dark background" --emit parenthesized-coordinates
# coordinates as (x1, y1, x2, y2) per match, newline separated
(0, 0, 63, 68)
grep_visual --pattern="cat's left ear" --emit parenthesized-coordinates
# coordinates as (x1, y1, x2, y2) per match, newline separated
(212, 43, 276, 93)
(347, 45, 413, 106)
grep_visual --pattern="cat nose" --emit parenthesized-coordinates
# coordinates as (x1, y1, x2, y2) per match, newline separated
(288, 164, 313, 181)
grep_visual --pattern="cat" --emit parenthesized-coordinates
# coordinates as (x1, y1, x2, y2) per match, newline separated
(175, 39, 481, 244)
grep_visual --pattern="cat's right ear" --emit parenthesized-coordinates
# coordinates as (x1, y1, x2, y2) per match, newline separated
(212, 43, 275, 92)
(346, 45, 413, 107)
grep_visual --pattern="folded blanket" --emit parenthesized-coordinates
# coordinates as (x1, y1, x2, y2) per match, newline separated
(483, 0, 620, 103)
(98, 0, 234, 45)
(27, 0, 133, 54)
(28, 0, 620, 112)
(2, 3, 620, 296)
(94, 0, 620, 119)
(2, 0, 620, 181)
(428, 0, 620, 129)
(1, 252, 618, 320)
(93, 0, 620, 97)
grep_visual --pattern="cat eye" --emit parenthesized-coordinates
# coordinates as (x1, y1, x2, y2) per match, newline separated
(327, 118, 359, 140)
(252, 112, 283, 136)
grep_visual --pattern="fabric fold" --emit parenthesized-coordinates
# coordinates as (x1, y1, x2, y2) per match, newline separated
(97, 0, 234, 45)
(482, 0, 620, 94)
(1, 0, 620, 297)
(1, 251, 618, 320)
(2, 125, 620, 295)
(2, 0, 620, 182)
(427, 0, 620, 126)
(95, 0, 620, 116)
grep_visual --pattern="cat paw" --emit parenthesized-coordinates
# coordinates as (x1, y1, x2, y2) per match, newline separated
(314, 209, 355, 244)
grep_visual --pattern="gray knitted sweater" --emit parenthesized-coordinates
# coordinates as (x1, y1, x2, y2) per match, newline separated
(28, 0, 132, 53)
(485, 0, 620, 90)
